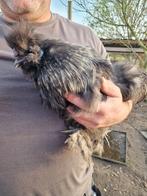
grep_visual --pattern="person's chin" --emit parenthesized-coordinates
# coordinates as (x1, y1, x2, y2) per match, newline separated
(11, 5, 38, 14)
(8, 2, 41, 15)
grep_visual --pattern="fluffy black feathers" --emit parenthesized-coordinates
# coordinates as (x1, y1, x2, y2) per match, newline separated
(5, 22, 142, 162)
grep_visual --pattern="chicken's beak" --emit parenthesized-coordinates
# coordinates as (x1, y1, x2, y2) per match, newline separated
(14, 58, 25, 68)
(14, 60, 20, 68)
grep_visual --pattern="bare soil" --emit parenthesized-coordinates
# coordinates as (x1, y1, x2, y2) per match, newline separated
(93, 101, 147, 196)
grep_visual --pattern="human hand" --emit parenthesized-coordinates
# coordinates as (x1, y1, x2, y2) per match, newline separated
(65, 78, 133, 129)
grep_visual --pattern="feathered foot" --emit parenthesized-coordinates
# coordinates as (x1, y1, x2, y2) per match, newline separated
(64, 128, 111, 164)
(65, 130, 93, 164)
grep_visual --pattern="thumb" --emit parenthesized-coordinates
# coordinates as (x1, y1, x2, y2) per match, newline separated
(101, 78, 122, 98)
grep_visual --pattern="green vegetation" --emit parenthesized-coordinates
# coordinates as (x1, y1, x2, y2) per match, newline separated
(73, 0, 147, 69)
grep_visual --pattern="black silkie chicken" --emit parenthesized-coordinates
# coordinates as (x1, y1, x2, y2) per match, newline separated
(5, 23, 146, 163)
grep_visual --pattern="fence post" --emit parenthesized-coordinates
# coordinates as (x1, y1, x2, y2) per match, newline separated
(68, 0, 72, 20)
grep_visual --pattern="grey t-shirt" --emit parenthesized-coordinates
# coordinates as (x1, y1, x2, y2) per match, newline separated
(0, 13, 107, 196)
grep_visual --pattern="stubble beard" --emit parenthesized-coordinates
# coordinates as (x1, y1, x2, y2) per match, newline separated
(4, 0, 43, 14)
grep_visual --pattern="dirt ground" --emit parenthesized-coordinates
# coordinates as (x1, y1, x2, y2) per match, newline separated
(93, 101, 147, 196)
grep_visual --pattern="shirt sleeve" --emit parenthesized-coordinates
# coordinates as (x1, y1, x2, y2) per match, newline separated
(88, 27, 111, 63)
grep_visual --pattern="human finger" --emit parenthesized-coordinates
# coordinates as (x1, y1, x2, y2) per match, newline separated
(65, 93, 89, 110)
(67, 107, 100, 127)
(101, 78, 122, 98)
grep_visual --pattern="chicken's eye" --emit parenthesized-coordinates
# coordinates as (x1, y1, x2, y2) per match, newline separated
(18, 48, 29, 57)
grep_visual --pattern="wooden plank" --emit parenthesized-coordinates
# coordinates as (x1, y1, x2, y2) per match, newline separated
(105, 47, 144, 53)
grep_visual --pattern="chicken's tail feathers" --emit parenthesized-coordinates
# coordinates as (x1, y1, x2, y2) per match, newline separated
(112, 62, 141, 101)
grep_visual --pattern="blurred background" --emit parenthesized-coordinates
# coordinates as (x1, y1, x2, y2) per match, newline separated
(51, 0, 147, 69)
